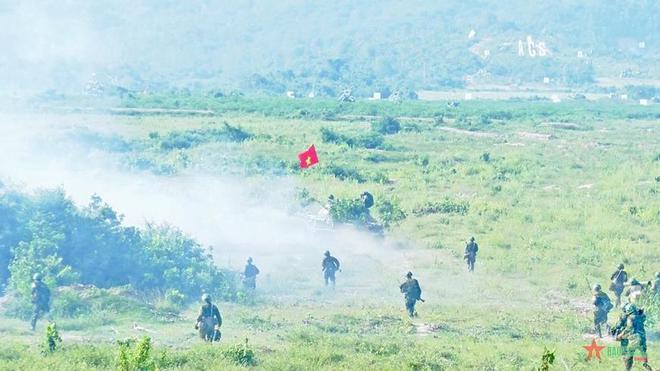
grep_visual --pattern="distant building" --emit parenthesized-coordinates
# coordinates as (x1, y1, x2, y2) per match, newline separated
(468, 29, 476, 39)
(369, 92, 381, 101)
(551, 95, 561, 103)
(620, 94, 628, 100)
(286, 91, 295, 98)
(639, 99, 649, 106)
(543, 77, 550, 84)
(577, 51, 584, 58)
(483, 50, 490, 58)
(638, 41, 646, 49)
(464, 93, 473, 100)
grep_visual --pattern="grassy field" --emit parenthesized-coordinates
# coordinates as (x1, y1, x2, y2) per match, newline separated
(0, 97, 658, 370)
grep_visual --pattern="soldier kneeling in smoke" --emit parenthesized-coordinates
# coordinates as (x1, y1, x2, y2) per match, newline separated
(195, 294, 222, 342)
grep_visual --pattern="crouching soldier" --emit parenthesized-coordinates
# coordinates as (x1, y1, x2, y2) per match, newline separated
(195, 294, 222, 342)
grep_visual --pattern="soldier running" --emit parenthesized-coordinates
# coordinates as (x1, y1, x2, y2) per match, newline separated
(195, 294, 222, 342)
(242, 257, 260, 290)
(614, 304, 653, 371)
(625, 278, 645, 304)
(322, 250, 341, 287)
(399, 272, 423, 318)
(610, 263, 628, 307)
(30, 273, 51, 331)
(464, 237, 479, 272)
(592, 283, 613, 338)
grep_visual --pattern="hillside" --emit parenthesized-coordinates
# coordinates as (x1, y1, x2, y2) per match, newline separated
(1, 1, 659, 95)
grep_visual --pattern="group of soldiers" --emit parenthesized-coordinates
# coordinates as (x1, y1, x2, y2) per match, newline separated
(591, 263, 659, 371)
(193, 235, 477, 340)
(26, 241, 655, 371)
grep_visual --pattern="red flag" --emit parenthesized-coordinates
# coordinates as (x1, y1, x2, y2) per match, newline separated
(298, 145, 319, 169)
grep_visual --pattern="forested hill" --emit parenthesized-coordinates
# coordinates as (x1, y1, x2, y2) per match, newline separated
(1, 0, 658, 95)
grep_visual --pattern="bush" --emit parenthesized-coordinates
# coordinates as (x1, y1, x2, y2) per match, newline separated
(221, 339, 256, 367)
(42, 322, 62, 354)
(320, 128, 385, 149)
(371, 117, 401, 135)
(117, 337, 156, 371)
(412, 198, 470, 216)
(377, 199, 407, 229)
(329, 199, 370, 224)
(324, 165, 366, 183)
(1, 188, 231, 303)
(158, 123, 251, 150)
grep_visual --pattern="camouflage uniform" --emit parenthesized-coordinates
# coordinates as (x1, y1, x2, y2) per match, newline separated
(625, 279, 644, 304)
(464, 237, 479, 272)
(242, 258, 260, 290)
(616, 304, 652, 371)
(30, 274, 51, 331)
(322, 251, 340, 287)
(400, 272, 422, 318)
(195, 295, 222, 342)
(591, 284, 612, 338)
(609, 264, 628, 307)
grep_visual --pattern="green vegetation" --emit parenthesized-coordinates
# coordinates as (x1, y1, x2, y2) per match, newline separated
(0, 189, 231, 301)
(6, 2, 659, 94)
(0, 97, 658, 370)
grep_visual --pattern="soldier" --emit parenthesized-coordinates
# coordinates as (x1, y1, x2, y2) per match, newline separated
(30, 273, 51, 331)
(399, 272, 422, 318)
(625, 278, 645, 304)
(592, 284, 613, 338)
(322, 250, 341, 287)
(242, 257, 260, 290)
(615, 304, 652, 371)
(609, 263, 628, 307)
(360, 191, 374, 210)
(326, 195, 336, 210)
(464, 237, 479, 272)
(195, 294, 222, 342)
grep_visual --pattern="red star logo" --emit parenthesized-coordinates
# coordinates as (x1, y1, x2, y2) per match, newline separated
(583, 339, 606, 361)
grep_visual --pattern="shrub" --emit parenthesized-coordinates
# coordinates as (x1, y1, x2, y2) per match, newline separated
(320, 128, 385, 149)
(2, 188, 231, 304)
(377, 199, 407, 229)
(371, 117, 401, 135)
(42, 322, 62, 354)
(329, 199, 370, 224)
(221, 339, 256, 367)
(159, 123, 251, 150)
(412, 198, 470, 216)
(324, 165, 366, 183)
(116, 337, 156, 371)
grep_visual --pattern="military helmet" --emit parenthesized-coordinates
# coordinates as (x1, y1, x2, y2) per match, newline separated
(405, 271, 413, 278)
(630, 278, 640, 285)
(592, 283, 601, 292)
(247, 257, 253, 263)
(655, 271, 659, 278)
(618, 263, 624, 269)
(470, 236, 475, 241)
(324, 250, 330, 256)
(32, 273, 42, 281)
(201, 294, 211, 303)
(624, 303, 638, 315)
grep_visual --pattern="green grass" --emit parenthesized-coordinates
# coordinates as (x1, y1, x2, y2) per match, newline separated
(1, 98, 659, 370)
